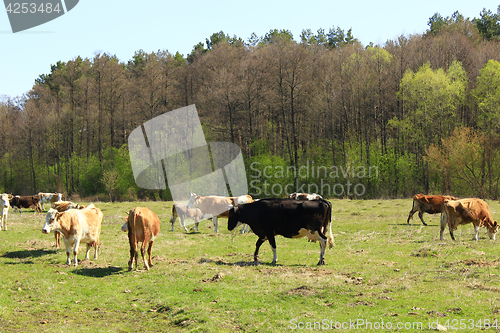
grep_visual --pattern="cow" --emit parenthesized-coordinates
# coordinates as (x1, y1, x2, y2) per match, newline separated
(169, 203, 205, 232)
(38, 192, 63, 211)
(289, 192, 323, 200)
(52, 201, 85, 212)
(441, 198, 499, 241)
(227, 198, 334, 265)
(42, 203, 103, 266)
(407, 194, 457, 226)
(10, 195, 42, 215)
(121, 207, 160, 271)
(186, 193, 254, 233)
(1, 193, 9, 231)
(51, 201, 87, 250)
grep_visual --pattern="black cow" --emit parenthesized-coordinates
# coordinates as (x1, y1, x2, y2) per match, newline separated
(9, 195, 42, 215)
(228, 198, 334, 265)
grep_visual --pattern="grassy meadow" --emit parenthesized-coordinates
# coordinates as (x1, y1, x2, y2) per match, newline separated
(1, 199, 500, 332)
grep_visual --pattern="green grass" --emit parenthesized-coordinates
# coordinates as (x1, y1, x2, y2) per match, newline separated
(1, 199, 500, 332)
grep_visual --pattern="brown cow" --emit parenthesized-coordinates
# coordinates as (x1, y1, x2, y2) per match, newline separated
(10, 195, 42, 215)
(122, 207, 160, 271)
(407, 194, 457, 226)
(441, 198, 499, 241)
(42, 204, 103, 266)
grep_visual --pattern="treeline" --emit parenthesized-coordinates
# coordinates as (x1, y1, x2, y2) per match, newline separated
(3, 7, 500, 200)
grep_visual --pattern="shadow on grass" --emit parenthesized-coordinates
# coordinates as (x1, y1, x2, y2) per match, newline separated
(199, 257, 309, 267)
(72, 265, 125, 278)
(389, 223, 439, 227)
(1, 249, 57, 259)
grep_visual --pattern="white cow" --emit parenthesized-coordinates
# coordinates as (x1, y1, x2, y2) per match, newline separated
(42, 203, 102, 266)
(1, 193, 10, 231)
(38, 192, 63, 211)
(186, 193, 253, 233)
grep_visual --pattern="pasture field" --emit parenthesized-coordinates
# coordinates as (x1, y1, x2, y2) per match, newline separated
(1, 199, 500, 332)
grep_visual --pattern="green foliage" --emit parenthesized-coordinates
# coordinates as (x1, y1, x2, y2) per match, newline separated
(473, 59, 500, 133)
(474, 6, 500, 40)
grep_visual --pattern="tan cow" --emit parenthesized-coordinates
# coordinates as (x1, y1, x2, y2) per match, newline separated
(169, 203, 205, 232)
(122, 207, 160, 271)
(1, 193, 9, 231)
(38, 192, 63, 211)
(51, 201, 87, 250)
(407, 194, 457, 226)
(441, 198, 499, 241)
(186, 193, 253, 233)
(42, 204, 103, 266)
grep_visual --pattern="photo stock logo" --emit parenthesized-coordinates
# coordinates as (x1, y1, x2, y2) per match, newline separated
(4, 0, 79, 33)
(128, 105, 248, 217)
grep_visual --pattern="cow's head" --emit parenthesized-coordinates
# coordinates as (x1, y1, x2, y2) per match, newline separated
(485, 219, 499, 240)
(122, 211, 132, 232)
(186, 192, 199, 209)
(42, 208, 60, 234)
(227, 206, 241, 231)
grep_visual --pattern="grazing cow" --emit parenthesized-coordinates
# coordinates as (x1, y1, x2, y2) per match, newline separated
(42, 204, 103, 266)
(170, 203, 205, 232)
(38, 192, 63, 211)
(51, 201, 86, 250)
(10, 195, 42, 215)
(52, 201, 85, 212)
(289, 192, 323, 200)
(228, 198, 334, 265)
(441, 198, 499, 241)
(121, 207, 160, 271)
(407, 194, 457, 226)
(1, 193, 9, 231)
(186, 193, 254, 233)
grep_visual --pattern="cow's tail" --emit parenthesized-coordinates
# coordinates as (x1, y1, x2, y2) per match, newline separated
(169, 205, 177, 223)
(323, 200, 334, 249)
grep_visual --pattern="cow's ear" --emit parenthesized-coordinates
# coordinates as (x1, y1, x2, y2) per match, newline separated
(196, 195, 201, 200)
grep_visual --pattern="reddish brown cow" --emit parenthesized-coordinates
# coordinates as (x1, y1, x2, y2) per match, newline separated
(122, 207, 160, 271)
(10, 195, 42, 215)
(442, 198, 499, 241)
(407, 194, 457, 226)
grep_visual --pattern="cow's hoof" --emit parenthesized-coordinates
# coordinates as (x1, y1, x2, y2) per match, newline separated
(317, 260, 325, 265)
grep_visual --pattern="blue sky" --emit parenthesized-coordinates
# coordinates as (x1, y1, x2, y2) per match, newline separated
(1, 0, 499, 99)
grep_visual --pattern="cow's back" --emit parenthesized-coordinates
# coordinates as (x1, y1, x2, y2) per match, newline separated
(129, 207, 160, 242)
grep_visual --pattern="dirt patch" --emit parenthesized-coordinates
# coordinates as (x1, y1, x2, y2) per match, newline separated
(461, 259, 500, 267)
(202, 272, 225, 283)
(285, 285, 317, 297)
(412, 248, 439, 258)
(468, 284, 500, 293)
(348, 300, 375, 307)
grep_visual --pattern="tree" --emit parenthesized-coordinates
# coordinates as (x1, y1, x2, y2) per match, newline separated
(474, 7, 500, 40)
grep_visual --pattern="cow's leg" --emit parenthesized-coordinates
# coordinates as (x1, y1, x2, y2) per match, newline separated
(317, 238, 327, 265)
(141, 237, 150, 270)
(128, 242, 137, 271)
(180, 216, 188, 232)
(54, 232, 60, 250)
(72, 238, 81, 266)
(440, 215, 447, 241)
(473, 225, 479, 241)
(170, 215, 175, 231)
(62, 238, 72, 266)
(268, 235, 278, 264)
(417, 211, 427, 226)
(147, 240, 154, 269)
(407, 205, 417, 224)
(213, 216, 218, 233)
(254, 238, 266, 262)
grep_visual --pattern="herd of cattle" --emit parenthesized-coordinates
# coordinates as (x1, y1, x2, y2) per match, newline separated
(0, 191, 498, 270)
